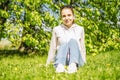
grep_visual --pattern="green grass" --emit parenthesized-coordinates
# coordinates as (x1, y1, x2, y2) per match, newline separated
(0, 50, 120, 80)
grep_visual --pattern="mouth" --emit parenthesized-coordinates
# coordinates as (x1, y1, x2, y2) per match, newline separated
(65, 20, 71, 23)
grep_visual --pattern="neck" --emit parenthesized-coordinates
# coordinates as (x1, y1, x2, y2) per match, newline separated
(66, 25, 71, 28)
(64, 24, 73, 28)
(62, 24, 75, 29)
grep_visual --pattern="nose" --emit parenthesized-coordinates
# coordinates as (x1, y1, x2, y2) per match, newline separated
(65, 16, 69, 20)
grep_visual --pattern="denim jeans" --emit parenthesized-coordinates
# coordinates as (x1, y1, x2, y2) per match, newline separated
(55, 39, 84, 67)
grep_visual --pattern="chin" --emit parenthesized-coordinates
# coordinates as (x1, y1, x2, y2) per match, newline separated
(67, 23, 72, 26)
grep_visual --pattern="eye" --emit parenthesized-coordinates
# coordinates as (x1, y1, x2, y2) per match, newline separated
(62, 15, 66, 18)
(68, 14, 71, 16)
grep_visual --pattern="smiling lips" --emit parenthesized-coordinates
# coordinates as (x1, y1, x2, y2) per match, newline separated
(65, 20, 70, 23)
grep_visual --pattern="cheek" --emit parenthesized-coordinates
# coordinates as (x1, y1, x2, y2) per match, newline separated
(70, 16, 74, 20)
(62, 18, 65, 21)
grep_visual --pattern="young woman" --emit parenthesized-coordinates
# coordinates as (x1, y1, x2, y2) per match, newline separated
(46, 5, 86, 73)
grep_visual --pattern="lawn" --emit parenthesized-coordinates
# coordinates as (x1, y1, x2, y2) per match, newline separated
(0, 50, 120, 80)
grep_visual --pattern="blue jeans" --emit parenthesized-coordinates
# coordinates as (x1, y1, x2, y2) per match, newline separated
(55, 39, 84, 67)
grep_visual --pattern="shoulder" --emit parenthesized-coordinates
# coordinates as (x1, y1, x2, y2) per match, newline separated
(53, 25, 63, 32)
(74, 24, 84, 31)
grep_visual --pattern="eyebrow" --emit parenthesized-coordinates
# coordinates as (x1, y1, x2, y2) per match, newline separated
(62, 13, 72, 16)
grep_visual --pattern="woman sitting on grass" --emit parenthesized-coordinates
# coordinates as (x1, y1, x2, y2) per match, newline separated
(46, 5, 86, 73)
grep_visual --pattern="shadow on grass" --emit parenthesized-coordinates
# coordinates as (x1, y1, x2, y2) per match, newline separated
(0, 49, 28, 59)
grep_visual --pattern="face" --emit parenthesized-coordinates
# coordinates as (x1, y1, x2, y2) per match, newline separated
(61, 8, 74, 28)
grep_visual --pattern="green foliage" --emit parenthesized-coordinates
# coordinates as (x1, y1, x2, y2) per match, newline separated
(0, 0, 119, 55)
(74, 1, 120, 54)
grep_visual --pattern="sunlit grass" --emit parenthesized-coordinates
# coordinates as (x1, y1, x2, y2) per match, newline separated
(0, 50, 119, 80)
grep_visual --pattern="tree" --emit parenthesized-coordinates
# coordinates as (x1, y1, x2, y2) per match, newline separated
(0, 0, 119, 55)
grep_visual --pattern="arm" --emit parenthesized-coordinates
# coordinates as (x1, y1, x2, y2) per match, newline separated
(46, 29, 57, 65)
(80, 28, 86, 63)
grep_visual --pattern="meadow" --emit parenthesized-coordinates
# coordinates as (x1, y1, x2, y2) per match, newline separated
(0, 50, 119, 80)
